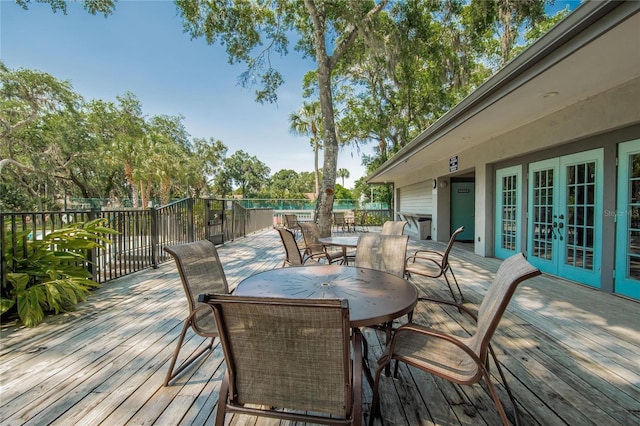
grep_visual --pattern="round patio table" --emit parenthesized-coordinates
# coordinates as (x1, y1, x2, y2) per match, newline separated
(319, 236, 359, 264)
(234, 264, 418, 329)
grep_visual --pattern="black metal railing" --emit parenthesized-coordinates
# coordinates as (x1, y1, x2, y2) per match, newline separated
(1, 198, 386, 295)
(1, 198, 274, 293)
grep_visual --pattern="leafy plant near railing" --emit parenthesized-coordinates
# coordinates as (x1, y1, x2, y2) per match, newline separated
(1, 219, 117, 327)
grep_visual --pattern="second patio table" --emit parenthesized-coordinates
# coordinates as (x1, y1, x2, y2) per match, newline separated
(319, 236, 360, 265)
(234, 264, 418, 329)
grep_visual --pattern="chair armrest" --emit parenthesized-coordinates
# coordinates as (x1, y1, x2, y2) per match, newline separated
(412, 249, 443, 257)
(417, 296, 478, 322)
(405, 255, 442, 268)
(193, 299, 219, 319)
(382, 323, 483, 367)
(304, 252, 329, 262)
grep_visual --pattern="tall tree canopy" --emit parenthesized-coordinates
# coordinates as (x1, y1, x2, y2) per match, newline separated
(0, 62, 229, 211)
(222, 150, 270, 198)
(175, 0, 389, 235)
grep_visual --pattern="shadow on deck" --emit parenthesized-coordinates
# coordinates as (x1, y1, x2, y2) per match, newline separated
(1, 228, 638, 425)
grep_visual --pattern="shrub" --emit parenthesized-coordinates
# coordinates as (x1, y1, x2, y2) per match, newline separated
(1, 218, 117, 327)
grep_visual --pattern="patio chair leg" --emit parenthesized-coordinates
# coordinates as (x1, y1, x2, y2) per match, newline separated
(448, 267, 464, 303)
(369, 360, 389, 426)
(164, 319, 214, 386)
(482, 367, 513, 426)
(488, 344, 521, 426)
(443, 269, 464, 305)
(215, 372, 230, 426)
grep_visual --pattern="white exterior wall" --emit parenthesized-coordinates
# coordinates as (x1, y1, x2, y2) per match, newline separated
(397, 181, 433, 238)
(398, 182, 433, 213)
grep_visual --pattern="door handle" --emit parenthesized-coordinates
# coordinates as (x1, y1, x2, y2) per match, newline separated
(552, 221, 564, 240)
(556, 222, 564, 241)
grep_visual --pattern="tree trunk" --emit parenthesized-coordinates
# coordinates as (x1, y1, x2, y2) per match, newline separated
(123, 162, 139, 208)
(306, 1, 337, 237)
(313, 134, 320, 196)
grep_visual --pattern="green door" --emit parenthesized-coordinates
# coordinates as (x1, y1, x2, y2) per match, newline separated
(527, 149, 603, 286)
(450, 181, 475, 242)
(495, 166, 522, 259)
(615, 140, 640, 299)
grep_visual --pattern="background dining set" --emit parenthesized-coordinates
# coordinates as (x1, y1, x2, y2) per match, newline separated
(163, 216, 540, 426)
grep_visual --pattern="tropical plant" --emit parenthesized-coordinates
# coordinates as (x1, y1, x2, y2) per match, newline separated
(337, 168, 350, 187)
(1, 218, 117, 327)
(289, 101, 323, 196)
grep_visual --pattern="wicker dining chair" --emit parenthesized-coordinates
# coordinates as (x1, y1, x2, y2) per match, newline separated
(200, 294, 363, 426)
(357, 210, 369, 233)
(370, 253, 540, 426)
(283, 214, 300, 237)
(355, 233, 410, 344)
(163, 240, 230, 386)
(333, 211, 348, 233)
(276, 227, 326, 267)
(380, 220, 408, 236)
(355, 233, 409, 278)
(405, 226, 465, 303)
(299, 222, 343, 264)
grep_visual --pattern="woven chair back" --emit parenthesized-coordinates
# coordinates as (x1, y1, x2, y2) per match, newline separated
(471, 253, 540, 359)
(380, 220, 408, 236)
(207, 295, 352, 416)
(284, 214, 299, 228)
(276, 228, 304, 266)
(299, 222, 325, 255)
(358, 210, 369, 232)
(440, 226, 465, 268)
(355, 234, 409, 278)
(164, 240, 229, 335)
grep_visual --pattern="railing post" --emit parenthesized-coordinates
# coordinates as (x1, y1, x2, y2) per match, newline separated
(151, 206, 159, 269)
(228, 200, 236, 241)
(0, 214, 6, 293)
(187, 198, 195, 242)
(87, 208, 99, 282)
(204, 199, 211, 242)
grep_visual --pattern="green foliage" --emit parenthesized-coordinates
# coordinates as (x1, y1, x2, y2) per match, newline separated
(1, 63, 230, 211)
(1, 219, 116, 327)
(333, 184, 353, 200)
(269, 169, 309, 198)
(16, 0, 116, 16)
(0, 182, 39, 211)
(223, 150, 270, 198)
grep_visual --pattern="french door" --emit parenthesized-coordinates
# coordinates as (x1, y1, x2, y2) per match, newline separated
(495, 166, 522, 259)
(527, 149, 603, 286)
(615, 140, 640, 299)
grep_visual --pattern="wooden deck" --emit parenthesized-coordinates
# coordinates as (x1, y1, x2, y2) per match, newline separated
(1, 228, 639, 426)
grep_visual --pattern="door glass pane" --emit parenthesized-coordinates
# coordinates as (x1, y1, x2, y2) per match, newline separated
(627, 154, 640, 279)
(532, 169, 553, 260)
(565, 161, 596, 270)
(500, 175, 517, 250)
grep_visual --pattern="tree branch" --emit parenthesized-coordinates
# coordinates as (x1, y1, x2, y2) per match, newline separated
(329, 0, 389, 69)
(0, 158, 32, 175)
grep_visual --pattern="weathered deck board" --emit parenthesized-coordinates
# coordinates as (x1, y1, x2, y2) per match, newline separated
(1, 227, 639, 425)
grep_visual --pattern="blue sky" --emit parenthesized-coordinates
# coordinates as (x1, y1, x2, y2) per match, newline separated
(1, 0, 371, 188)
